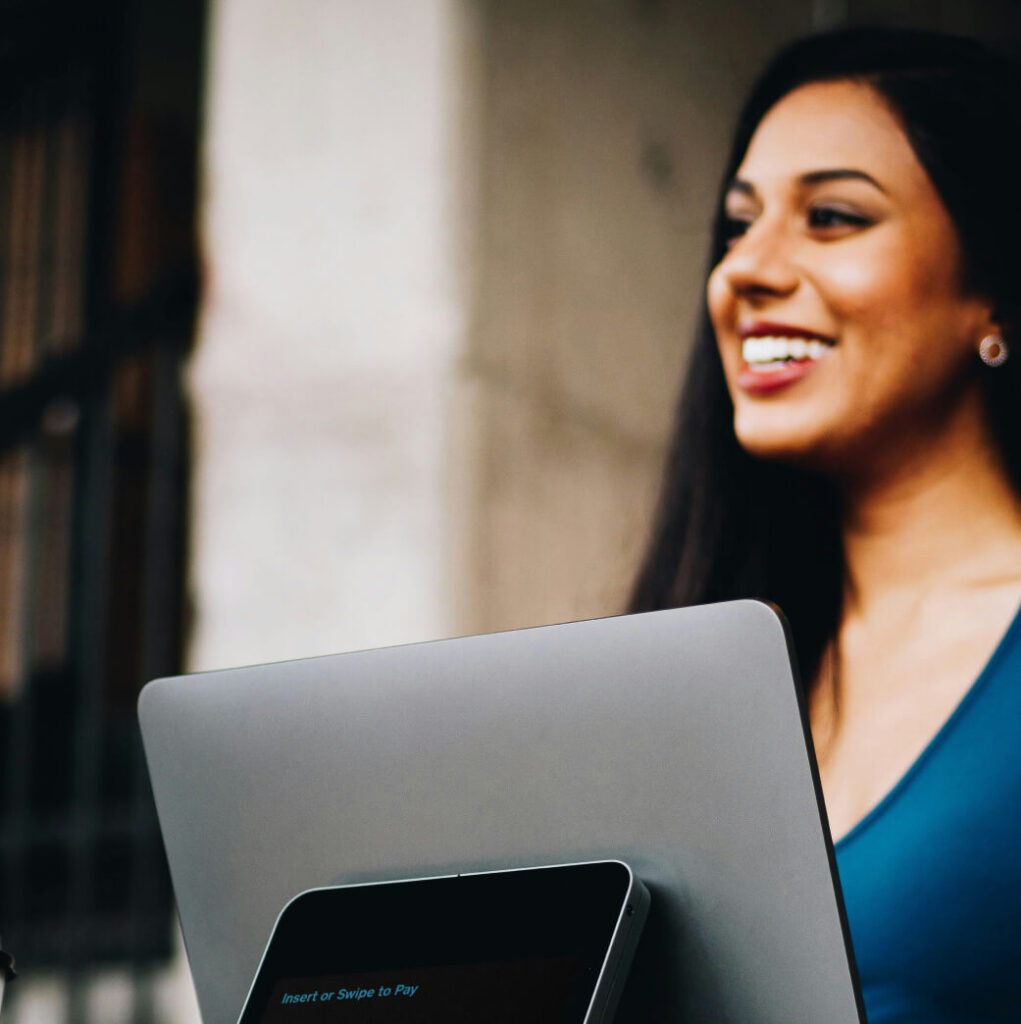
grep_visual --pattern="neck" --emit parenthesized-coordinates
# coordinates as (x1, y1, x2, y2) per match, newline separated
(839, 398, 1021, 616)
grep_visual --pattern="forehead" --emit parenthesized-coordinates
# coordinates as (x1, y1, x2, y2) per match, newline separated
(736, 79, 930, 196)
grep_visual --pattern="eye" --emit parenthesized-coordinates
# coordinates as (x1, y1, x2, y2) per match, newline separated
(722, 214, 754, 248)
(807, 204, 873, 232)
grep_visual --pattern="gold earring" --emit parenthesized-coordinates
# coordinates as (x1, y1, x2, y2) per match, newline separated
(979, 334, 1009, 368)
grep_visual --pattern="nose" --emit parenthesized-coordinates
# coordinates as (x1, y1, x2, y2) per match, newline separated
(713, 215, 799, 300)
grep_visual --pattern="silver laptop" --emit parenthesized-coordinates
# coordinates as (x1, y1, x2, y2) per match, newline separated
(139, 600, 865, 1024)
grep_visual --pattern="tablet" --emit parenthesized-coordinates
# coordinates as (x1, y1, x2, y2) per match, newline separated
(236, 861, 649, 1024)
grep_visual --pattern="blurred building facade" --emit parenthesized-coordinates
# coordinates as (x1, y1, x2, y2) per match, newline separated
(0, 0, 202, 1020)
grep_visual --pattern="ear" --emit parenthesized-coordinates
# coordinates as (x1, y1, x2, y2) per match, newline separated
(974, 301, 1006, 347)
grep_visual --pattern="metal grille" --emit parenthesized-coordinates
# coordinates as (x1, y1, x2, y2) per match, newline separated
(0, 11, 197, 1021)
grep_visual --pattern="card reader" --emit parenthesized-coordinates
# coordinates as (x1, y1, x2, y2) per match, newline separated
(236, 860, 649, 1024)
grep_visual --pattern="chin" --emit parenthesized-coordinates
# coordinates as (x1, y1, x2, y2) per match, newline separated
(732, 410, 830, 468)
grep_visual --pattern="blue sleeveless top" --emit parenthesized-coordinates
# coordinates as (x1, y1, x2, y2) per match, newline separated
(834, 603, 1021, 1023)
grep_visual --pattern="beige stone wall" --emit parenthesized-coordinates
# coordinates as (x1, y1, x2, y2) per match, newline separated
(189, 0, 468, 670)
(455, 0, 815, 634)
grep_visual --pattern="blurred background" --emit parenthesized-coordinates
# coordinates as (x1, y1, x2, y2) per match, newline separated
(1, 0, 1018, 1021)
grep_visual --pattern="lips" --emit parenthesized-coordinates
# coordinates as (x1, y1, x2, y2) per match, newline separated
(738, 358, 822, 394)
(738, 320, 834, 342)
(736, 321, 835, 395)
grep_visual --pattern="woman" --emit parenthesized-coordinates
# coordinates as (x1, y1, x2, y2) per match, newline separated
(631, 29, 1021, 1023)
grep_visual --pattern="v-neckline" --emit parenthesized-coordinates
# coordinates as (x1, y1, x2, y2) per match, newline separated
(833, 595, 1021, 850)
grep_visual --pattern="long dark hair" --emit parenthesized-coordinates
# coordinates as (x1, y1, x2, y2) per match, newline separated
(630, 28, 1021, 689)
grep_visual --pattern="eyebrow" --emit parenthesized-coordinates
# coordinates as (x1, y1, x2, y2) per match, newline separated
(727, 168, 888, 197)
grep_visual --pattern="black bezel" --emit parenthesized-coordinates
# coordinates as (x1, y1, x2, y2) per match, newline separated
(238, 861, 636, 1024)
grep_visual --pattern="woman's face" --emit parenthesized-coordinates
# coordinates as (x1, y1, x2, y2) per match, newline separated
(707, 79, 996, 478)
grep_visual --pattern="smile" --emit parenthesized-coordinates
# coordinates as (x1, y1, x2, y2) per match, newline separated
(737, 334, 833, 395)
(741, 336, 832, 369)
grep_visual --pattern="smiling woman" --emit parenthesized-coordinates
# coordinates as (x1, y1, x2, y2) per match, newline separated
(631, 28, 1021, 1024)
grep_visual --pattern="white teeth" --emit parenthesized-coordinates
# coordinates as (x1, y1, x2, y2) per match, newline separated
(742, 336, 830, 365)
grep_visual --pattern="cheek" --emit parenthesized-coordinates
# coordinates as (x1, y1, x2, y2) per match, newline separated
(821, 242, 946, 353)
(821, 248, 978, 436)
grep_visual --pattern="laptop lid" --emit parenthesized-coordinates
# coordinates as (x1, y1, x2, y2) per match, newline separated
(139, 600, 864, 1024)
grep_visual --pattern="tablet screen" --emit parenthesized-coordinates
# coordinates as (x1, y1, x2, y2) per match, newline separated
(238, 862, 646, 1024)
(259, 958, 582, 1022)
